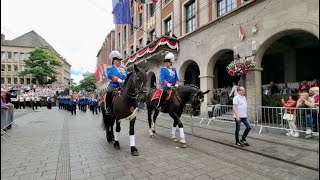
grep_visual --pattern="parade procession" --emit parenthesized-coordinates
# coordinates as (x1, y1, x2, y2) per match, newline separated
(1, 0, 319, 179)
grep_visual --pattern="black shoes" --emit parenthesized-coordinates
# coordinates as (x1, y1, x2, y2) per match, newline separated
(240, 140, 250, 146)
(236, 142, 244, 147)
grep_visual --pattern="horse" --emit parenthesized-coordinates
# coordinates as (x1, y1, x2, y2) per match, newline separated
(145, 85, 210, 148)
(101, 64, 148, 156)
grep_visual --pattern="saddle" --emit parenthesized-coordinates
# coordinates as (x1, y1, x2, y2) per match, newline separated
(151, 89, 172, 102)
(101, 88, 119, 104)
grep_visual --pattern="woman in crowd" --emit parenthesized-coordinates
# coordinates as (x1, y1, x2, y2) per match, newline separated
(298, 80, 310, 92)
(281, 94, 299, 137)
(296, 92, 315, 138)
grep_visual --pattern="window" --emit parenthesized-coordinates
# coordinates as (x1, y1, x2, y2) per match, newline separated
(130, 17, 134, 36)
(7, 78, 11, 84)
(149, 3, 155, 16)
(164, 0, 170, 4)
(1, 77, 4, 84)
(123, 51, 127, 59)
(218, 0, 235, 16)
(164, 17, 172, 36)
(149, 29, 156, 42)
(139, 38, 143, 48)
(20, 53, 25, 60)
(139, 10, 143, 27)
(32, 78, 36, 84)
(118, 32, 121, 47)
(13, 52, 19, 60)
(130, 0, 134, 8)
(13, 65, 18, 72)
(14, 78, 18, 84)
(1, 51, 6, 60)
(26, 78, 30, 84)
(185, 1, 196, 33)
(20, 78, 24, 84)
(1, 64, 5, 71)
(123, 26, 127, 42)
(7, 65, 11, 71)
(20, 65, 24, 71)
(7, 52, 12, 59)
(130, 45, 134, 55)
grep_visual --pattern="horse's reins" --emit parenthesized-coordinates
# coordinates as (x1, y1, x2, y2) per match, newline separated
(174, 88, 202, 111)
(119, 73, 144, 102)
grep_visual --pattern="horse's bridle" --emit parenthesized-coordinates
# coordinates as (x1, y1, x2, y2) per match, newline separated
(175, 88, 203, 110)
(119, 72, 144, 101)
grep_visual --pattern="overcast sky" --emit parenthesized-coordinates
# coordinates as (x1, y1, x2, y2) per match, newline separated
(1, 0, 114, 84)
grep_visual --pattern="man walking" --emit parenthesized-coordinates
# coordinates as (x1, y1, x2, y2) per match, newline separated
(233, 86, 251, 147)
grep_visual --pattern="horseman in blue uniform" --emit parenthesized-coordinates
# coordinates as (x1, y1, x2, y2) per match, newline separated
(105, 50, 128, 115)
(157, 52, 179, 111)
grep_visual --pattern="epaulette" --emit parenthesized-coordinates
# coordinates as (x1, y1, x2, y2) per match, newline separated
(106, 65, 112, 69)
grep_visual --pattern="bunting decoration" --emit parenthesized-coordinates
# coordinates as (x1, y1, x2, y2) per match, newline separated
(123, 37, 179, 66)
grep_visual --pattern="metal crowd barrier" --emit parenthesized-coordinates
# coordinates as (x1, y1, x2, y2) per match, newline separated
(1, 106, 16, 141)
(256, 106, 319, 135)
(200, 105, 256, 128)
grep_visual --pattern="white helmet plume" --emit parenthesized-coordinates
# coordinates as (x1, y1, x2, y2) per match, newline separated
(165, 52, 175, 63)
(109, 51, 122, 61)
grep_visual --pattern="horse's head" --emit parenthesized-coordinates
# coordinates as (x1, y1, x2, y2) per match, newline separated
(189, 88, 210, 116)
(131, 64, 148, 94)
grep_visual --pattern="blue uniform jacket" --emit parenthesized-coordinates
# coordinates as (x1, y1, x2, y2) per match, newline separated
(106, 65, 128, 88)
(160, 67, 179, 88)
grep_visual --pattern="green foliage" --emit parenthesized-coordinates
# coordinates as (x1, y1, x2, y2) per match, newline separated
(76, 74, 96, 92)
(18, 48, 63, 85)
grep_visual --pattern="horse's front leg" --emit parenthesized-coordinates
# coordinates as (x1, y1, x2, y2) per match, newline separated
(130, 117, 139, 156)
(169, 112, 187, 148)
(114, 120, 121, 150)
(152, 109, 160, 133)
(147, 108, 154, 138)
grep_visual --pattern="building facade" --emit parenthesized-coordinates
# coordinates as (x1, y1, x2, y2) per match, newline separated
(1, 30, 71, 88)
(101, 0, 319, 114)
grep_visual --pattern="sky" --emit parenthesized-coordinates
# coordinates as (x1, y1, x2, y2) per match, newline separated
(1, 0, 115, 84)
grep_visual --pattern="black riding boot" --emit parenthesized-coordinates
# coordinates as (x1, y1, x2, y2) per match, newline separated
(156, 92, 166, 111)
(106, 92, 113, 115)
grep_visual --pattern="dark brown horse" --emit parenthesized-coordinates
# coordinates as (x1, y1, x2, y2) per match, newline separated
(145, 85, 209, 147)
(101, 64, 147, 156)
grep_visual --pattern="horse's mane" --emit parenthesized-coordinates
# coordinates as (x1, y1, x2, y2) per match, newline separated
(176, 84, 199, 94)
(123, 72, 133, 86)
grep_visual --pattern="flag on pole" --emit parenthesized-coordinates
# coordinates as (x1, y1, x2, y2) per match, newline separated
(112, 0, 132, 24)
(239, 25, 245, 41)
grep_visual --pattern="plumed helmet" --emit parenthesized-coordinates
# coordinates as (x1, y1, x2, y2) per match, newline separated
(164, 52, 175, 63)
(109, 51, 122, 61)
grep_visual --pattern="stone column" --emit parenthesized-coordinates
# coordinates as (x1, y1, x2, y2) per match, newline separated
(199, 75, 214, 115)
(245, 67, 263, 122)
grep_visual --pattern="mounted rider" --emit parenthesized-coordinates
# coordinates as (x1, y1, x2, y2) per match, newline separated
(157, 52, 179, 111)
(105, 50, 128, 115)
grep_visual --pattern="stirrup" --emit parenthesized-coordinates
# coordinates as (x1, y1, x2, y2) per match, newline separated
(106, 108, 112, 115)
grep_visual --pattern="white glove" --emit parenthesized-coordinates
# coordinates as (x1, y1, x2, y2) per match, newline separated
(117, 79, 124, 83)
(167, 83, 172, 88)
(175, 84, 179, 87)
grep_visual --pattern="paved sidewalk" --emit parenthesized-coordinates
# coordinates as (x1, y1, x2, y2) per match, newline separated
(1, 108, 319, 180)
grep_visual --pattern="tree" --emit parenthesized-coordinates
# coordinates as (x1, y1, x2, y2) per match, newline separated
(78, 74, 96, 92)
(19, 48, 63, 85)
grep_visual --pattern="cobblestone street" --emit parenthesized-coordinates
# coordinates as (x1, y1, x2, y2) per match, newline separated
(1, 108, 319, 180)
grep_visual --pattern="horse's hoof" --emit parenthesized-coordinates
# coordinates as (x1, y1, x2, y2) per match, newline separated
(181, 143, 187, 148)
(114, 142, 120, 150)
(150, 134, 154, 138)
(171, 137, 178, 142)
(131, 147, 139, 156)
(152, 130, 156, 133)
(107, 137, 112, 143)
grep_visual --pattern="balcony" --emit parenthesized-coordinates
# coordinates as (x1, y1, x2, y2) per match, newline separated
(123, 36, 179, 70)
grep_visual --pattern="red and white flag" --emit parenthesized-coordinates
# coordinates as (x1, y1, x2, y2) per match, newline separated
(239, 25, 245, 41)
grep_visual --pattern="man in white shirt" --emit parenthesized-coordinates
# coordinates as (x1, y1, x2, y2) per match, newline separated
(233, 86, 252, 147)
(19, 95, 25, 109)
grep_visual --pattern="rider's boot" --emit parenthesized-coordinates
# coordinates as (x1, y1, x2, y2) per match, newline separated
(106, 92, 113, 115)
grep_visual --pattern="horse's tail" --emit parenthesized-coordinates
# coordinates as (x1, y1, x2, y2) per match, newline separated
(100, 93, 107, 131)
